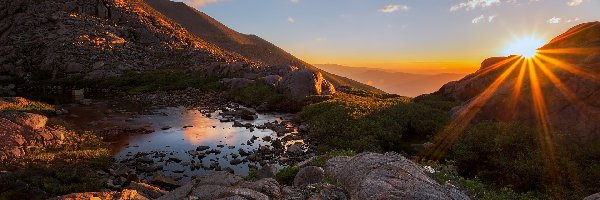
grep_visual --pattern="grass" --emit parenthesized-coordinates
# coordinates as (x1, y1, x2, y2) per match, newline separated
(0, 127, 111, 200)
(0, 97, 56, 115)
(275, 166, 300, 185)
(243, 168, 259, 181)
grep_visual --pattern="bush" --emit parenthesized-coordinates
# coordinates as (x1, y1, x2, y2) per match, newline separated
(447, 121, 600, 199)
(275, 166, 300, 185)
(298, 92, 453, 153)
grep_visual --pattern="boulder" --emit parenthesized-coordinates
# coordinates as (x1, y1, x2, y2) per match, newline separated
(293, 166, 325, 187)
(585, 193, 600, 200)
(127, 182, 168, 199)
(324, 152, 470, 200)
(257, 165, 277, 179)
(49, 189, 149, 200)
(220, 78, 255, 89)
(280, 69, 324, 99)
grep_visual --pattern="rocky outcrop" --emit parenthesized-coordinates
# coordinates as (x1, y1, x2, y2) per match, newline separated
(50, 189, 149, 200)
(438, 22, 600, 137)
(325, 152, 470, 200)
(280, 69, 336, 99)
(585, 192, 600, 200)
(157, 171, 281, 199)
(0, 99, 64, 160)
(0, 0, 251, 83)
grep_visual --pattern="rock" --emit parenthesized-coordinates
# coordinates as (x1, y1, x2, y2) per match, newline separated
(0, 110, 64, 160)
(280, 69, 335, 99)
(287, 143, 304, 156)
(151, 174, 181, 189)
(585, 192, 600, 200)
(259, 75, 282, 86)
(50, 189, 149, 200)
(257, 165, 277, 180)
(220, 78, 255, 89)
(230, 159, 243, 165)
(64, 62, 85, 73)
(127, 182, 168, 199)
(239, 108, 258, 120)
(324, 152, 470, 200)
(293, 166, 325, 187)
(196, 146, 210, 151)
(262, 136, 272, 142)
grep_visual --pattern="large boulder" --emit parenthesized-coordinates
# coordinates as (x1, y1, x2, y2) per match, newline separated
(280, 69, 335, 99)
(293, 166, 325, 187)
(585, 192, 600, 200)
(0, 111, 64, 160)
(157, 171, 281, 200)
(324, 152, 469, 200)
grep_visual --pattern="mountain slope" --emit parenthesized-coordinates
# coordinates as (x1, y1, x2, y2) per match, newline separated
(438, 22, 600, 137)
(144, 0, 383, 93)
(317, 64, 465, 97)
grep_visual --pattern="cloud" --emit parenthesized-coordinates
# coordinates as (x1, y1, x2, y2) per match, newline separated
(451, 0, 501, 11)
(472, 15, 485, 23)
(567, 0, 583, 6)
(547, 17, 580, 24)
(379, 5, 409, 13)
(472, 15, 496, 23)
(287, 17, 295, 23)
(290, 0, 299, 3)
(173, 0, 223, 7)
(547, 17, 561, 24)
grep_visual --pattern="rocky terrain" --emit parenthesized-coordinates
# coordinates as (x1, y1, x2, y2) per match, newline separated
(0, 0, 345, 99)
(51, 152, 469, 200)
(438, 22, 600, 137)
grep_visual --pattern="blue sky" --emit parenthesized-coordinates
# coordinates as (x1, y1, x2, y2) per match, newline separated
(175, 0, 600, 73)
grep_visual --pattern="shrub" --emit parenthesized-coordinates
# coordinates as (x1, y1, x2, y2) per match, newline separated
(298, 92, 452, 153)
(225, 83, 302, 112)
(447, 121, 600, 199)
(275, 166, 300, 185)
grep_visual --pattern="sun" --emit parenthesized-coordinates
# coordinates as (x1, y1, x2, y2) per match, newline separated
(503, 37, 545, 58)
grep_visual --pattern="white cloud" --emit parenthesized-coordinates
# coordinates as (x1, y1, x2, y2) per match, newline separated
(379, 5, 409, 13)
(488, 15, 496, 22)
(173, 0, 223, 7)
(451, 0, 501, 11)
(472, 15, 485, 23)
(290, 0, 299, 3)
(567, 0, 583, 6)
(547, 17, 561, 24)
(287, 17, 295, 23)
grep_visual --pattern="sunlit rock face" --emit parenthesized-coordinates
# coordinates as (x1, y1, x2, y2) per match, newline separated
(438, 22, 600, 137)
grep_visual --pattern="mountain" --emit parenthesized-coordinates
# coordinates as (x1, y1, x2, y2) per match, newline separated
(316, 64, 465, 97)
(144, 0, 383, 93)
(0, 0, 379, 98)
(438, 22, 600, 137)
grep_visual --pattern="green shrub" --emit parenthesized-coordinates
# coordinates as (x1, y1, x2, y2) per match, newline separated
(298, 92, 452, 153)
(244, 168, 258, 181)
(275, 166, 300, 185)
(447, 121, 600, 199)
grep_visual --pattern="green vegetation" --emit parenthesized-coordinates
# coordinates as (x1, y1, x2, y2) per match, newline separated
(308, 149, 356, 167)
(298, 92, 457, 153)
(275, 166, 300, 185)
(244, 168, 259, 181)
(0, 97, 56, 115)
(447, 121, 600, 199)
(0, 128, 111, 200)
(427, 162, 546, 200)
(225, 83, 303, 112)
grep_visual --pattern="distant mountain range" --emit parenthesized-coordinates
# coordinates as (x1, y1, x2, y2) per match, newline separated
(316, 64, 466, 97)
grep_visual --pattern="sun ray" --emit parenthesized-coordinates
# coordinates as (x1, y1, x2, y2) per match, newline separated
(422, 57, 523, 160)
(536, 53, 600, 82)
(470, 56, 520, 80)
(506, 59, 528, 120)
(537, 47, 600, 55)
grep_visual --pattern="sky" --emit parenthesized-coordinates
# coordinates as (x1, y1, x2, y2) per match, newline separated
(174, 0, 600, 74)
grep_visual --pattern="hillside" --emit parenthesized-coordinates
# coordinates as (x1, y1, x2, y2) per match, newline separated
(317, 64, 465, 97)
(438, 21, 600, 137)
(144, 0, 383, 93)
